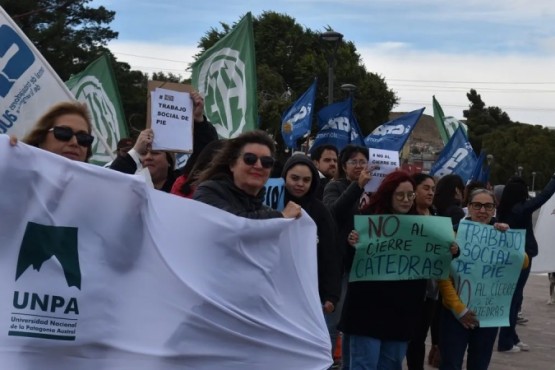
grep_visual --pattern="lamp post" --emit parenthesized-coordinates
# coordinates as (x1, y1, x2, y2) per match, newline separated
(486, 154, 494, 184)
(517, 166, 523, 177)
(532, 171, 537, 192)
(341, 83, 357, 98)
(320, 31, 343, 105)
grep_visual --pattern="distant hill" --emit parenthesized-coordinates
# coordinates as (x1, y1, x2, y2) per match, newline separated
(388, 112, 444, 149)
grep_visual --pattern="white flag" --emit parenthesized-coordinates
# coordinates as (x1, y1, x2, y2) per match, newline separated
(0, 135, 331, 370)
(533, 194, 555, 273)
(0, 6, 74, 138)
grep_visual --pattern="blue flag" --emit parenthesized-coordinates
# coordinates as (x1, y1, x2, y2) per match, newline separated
(310, 97, 362, 152)
(469, 151, 490, 184)
(364, 108, 424, 151)
(281, 80, 317, 149)
(430, 126, 477, 183)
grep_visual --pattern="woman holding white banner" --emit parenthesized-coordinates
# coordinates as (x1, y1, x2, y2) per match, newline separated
(10, 101, 94, 162)
(193, 130, 301, 219)
(438, 188, 528, 370)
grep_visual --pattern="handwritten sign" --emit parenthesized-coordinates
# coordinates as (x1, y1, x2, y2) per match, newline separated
(364, 148, 399, 193)
(149, 86, 193, 152)
(350, 215, 454, 282)
(263, 178, 285, 211)
(453, 220, 525, 327)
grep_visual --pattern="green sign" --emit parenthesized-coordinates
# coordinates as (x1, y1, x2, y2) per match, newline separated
(453, 220, 525, 327)
(350, 215, 454, 282)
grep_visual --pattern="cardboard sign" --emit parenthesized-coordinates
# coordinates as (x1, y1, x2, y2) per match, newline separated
(364, 148, 399, 193)
(453, 220, 526, 327)
(147, 81, 194, 153)
(350, 215, 454, 282)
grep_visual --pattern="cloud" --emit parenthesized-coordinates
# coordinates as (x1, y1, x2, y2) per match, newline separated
(358, 43, 555, 126)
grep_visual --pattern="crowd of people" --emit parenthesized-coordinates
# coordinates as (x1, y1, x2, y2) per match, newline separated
(8, 96, 555, 370)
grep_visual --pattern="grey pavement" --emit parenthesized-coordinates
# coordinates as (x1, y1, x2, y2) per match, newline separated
(416, 273, 555, 370)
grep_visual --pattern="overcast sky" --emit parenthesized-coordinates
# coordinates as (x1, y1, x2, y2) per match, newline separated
(91, 0, 555, 127)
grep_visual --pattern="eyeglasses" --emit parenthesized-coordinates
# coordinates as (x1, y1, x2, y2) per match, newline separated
(394, 191, 416, 201)
(242, 152, 275, 169)
(346, 159, 368, 167)
(48, 126, 94, 147)
(469, 202, 495, 211)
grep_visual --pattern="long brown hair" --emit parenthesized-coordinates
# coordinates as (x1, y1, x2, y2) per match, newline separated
(22, 101, 93, 160)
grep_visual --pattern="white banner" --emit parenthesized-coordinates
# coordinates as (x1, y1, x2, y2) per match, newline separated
(533, 194, 555, 273)
(0, 135, 331, 370)
(0, 6, 74, 138)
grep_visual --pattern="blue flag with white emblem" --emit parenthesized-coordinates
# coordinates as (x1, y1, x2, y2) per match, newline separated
(430, 126, 477, 183)
(281, 80, 317, 149)
(364, 108, 424, 151)
(310, 97, 362, 152)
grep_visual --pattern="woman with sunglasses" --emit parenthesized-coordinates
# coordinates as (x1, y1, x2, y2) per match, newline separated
(342, 171, 427, 370)
(496, 174, 555, 354)
(13, 101, 94, 162)
(194, 130, 301, 219)
(438, 188, 528, 370)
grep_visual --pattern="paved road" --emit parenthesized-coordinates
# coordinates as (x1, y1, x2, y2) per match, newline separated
(417, 273, 555, 370)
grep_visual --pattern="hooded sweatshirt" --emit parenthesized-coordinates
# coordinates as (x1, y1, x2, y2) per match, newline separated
(282, 155, 341, 305)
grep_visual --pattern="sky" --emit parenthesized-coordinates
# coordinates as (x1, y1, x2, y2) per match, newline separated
(91, 0, 555, 127)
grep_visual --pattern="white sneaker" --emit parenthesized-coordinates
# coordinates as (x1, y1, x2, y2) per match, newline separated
(516, 342, 530, 351)
(499, 345, 521, 353)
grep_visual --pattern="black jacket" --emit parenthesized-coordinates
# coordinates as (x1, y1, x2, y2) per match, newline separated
(193, 175, 283, 219)
(499, 175, 555, 257)
(282, 156, 341, 305)
(323, 178, 365, 273)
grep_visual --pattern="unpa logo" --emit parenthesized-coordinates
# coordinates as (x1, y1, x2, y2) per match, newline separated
(9, 222, 81, 341)
(371, 124, 410, 137)
(71, 76, 121, 164)
(0, 25, 35, 98)
(197, 47, 247, 138)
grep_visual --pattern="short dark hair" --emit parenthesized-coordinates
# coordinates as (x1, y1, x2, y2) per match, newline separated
(311, 144, 338, 161)
(195, 130, 275, 184)
(337, 145, 368, 179)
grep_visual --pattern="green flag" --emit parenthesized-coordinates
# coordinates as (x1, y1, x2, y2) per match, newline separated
(66, 54, 129, 165)
(191, 12, 257, 138)
(433, 96, 467, 145)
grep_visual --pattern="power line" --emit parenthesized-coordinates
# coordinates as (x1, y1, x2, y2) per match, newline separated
(388, 79, 555, 85)
(400, 100, 555, 112)
(113, 52, 190, 64)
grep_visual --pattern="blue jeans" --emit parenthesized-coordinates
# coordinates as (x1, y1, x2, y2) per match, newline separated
(498, 259, 531, 351)
(439, 308, 498, 370)
(349, 334, 408, 370)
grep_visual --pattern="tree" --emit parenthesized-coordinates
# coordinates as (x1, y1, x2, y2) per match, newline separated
(3, 0, 118, 80)
(463, 89, 514, 153)
(195, 11, 398, 149)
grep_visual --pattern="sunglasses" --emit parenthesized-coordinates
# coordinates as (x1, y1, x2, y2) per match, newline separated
(242, 152, 275, 169)
(49, 126, 94, 147)
(469, 202, 495, 211)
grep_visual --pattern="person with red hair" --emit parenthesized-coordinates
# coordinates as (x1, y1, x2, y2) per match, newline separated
(342, 171, 427, 370)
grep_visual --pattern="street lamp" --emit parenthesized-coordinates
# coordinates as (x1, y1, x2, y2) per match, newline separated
(320, 31, 343, 105)
(341, 83, 357, 98)
(532, 172, 537, 192)
(517, 166, 523, 177)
